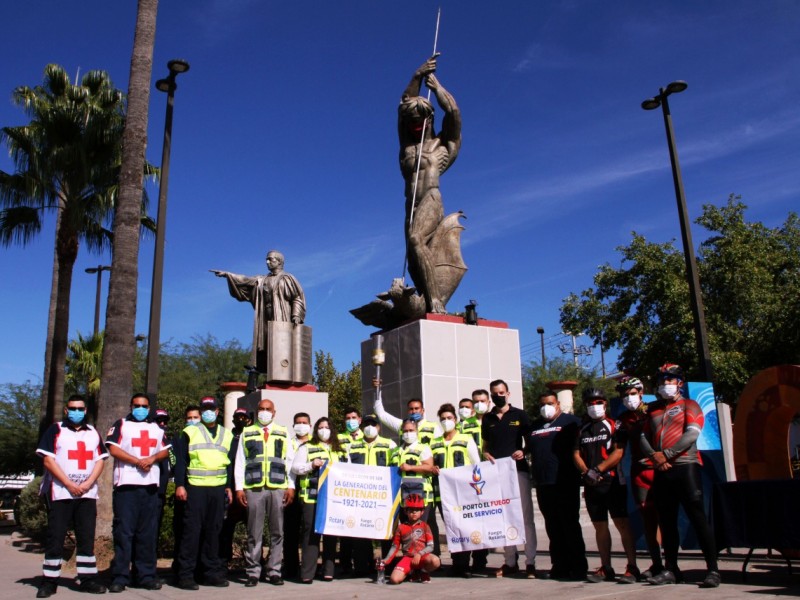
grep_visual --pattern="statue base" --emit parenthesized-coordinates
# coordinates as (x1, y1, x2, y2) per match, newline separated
(238, 386, 329, 431)
(262, 321, 313, 385)
(359, 314, 523, 420)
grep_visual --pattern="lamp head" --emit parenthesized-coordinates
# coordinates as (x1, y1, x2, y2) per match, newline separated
(666, 80, 688, 95)
(641, 98, 661, 110)
(167, 59, 190, 75)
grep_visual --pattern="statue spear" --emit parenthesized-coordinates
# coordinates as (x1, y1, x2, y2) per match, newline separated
(403, 7, 442, 280)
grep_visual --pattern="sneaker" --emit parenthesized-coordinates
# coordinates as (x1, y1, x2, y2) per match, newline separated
(700, 571, 721, 588)
(525, 564, 537, 579)
(618, 564, 640, 584)
(647, 569, 676, 585)
(494, 564, 520, 578)
(37, 581, 58, 599)
(419, 572, 431, 584)
(79, 580, 107, 594)
(244, 577, 258, 588)
(408, 570, 421, 583)
(586, 566, 615, 583)
(641, 564, 663, 580)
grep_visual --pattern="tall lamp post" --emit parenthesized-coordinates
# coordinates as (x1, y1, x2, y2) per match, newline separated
(642, 81, 714, 383)
(84, 265, 111, 336)
(145, 59, 190, 403)
(536, 326, 546, 368)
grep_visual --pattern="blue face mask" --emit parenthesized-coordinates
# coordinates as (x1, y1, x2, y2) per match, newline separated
(407, 412, 422, 422)
(201, 410, 217, 424)
(67, 409, 85, 425)
(345, 419, 360, 433)
(186, 418, 200, 427)
(132, 407, 149, 422)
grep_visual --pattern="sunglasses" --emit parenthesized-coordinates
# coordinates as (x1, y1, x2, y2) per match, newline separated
(67, 406, 87, 412)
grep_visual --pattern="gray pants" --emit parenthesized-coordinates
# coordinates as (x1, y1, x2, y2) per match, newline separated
(503, 470, 537, 567)
(244, 488, 285, 579)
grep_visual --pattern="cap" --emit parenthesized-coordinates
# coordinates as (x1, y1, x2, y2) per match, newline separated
(362, 414, 379, 426)
(233, 408, 248, 417)
(154, 409, 169, 420)
(200, 397, 217, 409)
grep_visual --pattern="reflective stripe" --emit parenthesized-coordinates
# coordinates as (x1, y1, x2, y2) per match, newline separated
(187, 468, 227, 477)
(42, 558, 61, 576)
(75, 555, 97, 574)
(189, 443, 223, 450)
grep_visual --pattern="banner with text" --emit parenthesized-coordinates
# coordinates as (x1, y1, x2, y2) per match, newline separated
(439, 457, 525, 552)
(315, 461, 402, 540)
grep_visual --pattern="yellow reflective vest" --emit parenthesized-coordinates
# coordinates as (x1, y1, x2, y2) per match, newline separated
(348, 436, 393, 466)
(298, 442, 338, 504)
(240, 424, 289, 490)
(185, 424, 233, 487)
(430, 433, 474, 502)
(391, 443, 434, 503)
(458, 417, 482, 448)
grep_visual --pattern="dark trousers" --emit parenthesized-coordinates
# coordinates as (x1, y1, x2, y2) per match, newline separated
(652, 463, 717, 571)
(177, 485, 227, 582)
(537, 484, 587, 577)
(42, 498, 98, 582)
(218, 499, 246, 561)
(111, 485, 160, 585)
(282, 497, 302, 578)
(300, 501, 335, 581)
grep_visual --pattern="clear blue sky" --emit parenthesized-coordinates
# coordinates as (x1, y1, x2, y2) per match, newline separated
(1, 1, 798, 385)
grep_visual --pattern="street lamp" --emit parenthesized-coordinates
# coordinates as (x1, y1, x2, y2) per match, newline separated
(536, 326, 545, 368)
(84, 265, 111, 336)
(642, 81, 714, 382)
(145, 59, 190, 403)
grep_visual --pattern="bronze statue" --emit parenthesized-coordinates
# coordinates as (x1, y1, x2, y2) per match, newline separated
(400, 56, 465, 315)
(211, 250, 305, 373)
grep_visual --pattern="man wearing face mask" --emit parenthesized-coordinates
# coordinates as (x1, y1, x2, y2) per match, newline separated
(105, 394, 171, 592)
(283, 412, 311, 580)
(348, 415, 397, 575)
(574, 388, 639, 584)
(391, 419, 436, 541)
(527, 391, 586, 580)
(481, 379, 537, 578)
(36, 395, 108, 598)
(173, 397, 234, 589)
(219, 408, 251, 565)
(616, 376, 662, 580)
(338, 407, 364, 453)
(372, 377, 443, 445)
(640, 364, 720, 588)
(456, 398, 488, 573)
(235, 399, 295, 587)
(171, 405, 201, 576)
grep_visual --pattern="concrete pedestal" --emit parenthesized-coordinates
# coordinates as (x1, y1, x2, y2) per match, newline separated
(220, 381, 249, 429)
(238, 386, 329, 430)
(360, 315, 523, 423)
(546, 380, 578, 414)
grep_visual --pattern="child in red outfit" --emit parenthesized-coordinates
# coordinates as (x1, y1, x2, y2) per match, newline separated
(382, 494, 441, 584)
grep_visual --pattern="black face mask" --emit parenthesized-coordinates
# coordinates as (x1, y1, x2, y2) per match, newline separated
(491, 394, 507, 409)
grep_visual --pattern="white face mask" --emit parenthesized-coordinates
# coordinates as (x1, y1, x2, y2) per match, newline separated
(658, 384, 679, 399)
(623, 394, 642, 411)
(363, 425, 378, 438)
(587, 404, 606, 419)
(458, 407, 473, 420)
(440, 418, 456, 433)
(474, 401, 489, 415)
(402, 431, 418, 445)
(316, 427, 331, 442)
(540, 404, 557, 420)
(257, 410, 274, 426)
(293, 423, 311, 437)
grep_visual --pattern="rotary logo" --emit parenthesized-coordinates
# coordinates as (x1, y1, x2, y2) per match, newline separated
(453, 504, 462, 512)
(345, 516, 356, 528)
(506, 526, 519, 540)
(470, 531, 482, 544)
(469, 465, 485, 495)
(375, 518, 385, 531)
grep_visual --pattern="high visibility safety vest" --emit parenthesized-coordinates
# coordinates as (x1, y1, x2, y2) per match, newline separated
(348, 436, 393, 466)
(458, 417, 482, 448)
(298, 442, 338, 504)
(430, 433, 474, 501)
(391, 443, 434, 503)
(417, 420, 438, 445)
(240, 424, 289, 490)
(337, 429, 363, 453)
(185, 424, 233, 486)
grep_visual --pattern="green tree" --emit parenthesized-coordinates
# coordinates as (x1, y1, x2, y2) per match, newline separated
(521, 356, 615, 417)
(313, 351, 361, 429)
(0, 382, 41, 476)
(97, 0, 159, 537)
(560, 195, 800, 402)
(65, 331, 104, 421)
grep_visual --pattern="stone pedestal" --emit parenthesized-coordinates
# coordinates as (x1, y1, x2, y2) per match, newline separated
(264, 322, 313, 384)
(546, 380, 578, 414)
(360, 315, 523, 423)
(220, 381, 248, 429)
(238, 385, 328, 431)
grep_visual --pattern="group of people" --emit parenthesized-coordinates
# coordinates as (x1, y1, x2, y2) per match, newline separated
(34, 363, 721, 597)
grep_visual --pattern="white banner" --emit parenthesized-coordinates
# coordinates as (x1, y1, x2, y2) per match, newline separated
(314, 461, 401, 540)
(438, 457, 525, 552)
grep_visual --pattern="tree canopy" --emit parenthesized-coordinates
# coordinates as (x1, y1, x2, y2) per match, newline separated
(560, 195, 800, 402)
(0, 382, 40, 476)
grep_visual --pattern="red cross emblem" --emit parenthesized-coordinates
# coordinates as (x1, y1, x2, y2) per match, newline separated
(68, 441, 94, 470)
(131, 430, 158, 457)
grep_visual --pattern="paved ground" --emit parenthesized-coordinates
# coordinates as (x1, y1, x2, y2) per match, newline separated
(3, 512, 798, 600)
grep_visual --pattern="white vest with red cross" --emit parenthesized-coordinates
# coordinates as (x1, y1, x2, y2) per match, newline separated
(39, 423, 107, 501)
(106, 418, 168, 487)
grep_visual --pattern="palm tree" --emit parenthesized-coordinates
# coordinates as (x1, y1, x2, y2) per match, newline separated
(96, 0, 159, 537)
(65, 331, 104, 423)
(0, 65, 155, 434)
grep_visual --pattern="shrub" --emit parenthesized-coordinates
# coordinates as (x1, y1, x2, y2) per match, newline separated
(17, 476, 47, 541)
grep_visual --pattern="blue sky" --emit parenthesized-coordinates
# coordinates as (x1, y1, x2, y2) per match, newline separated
(1, 1, 798, 385)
